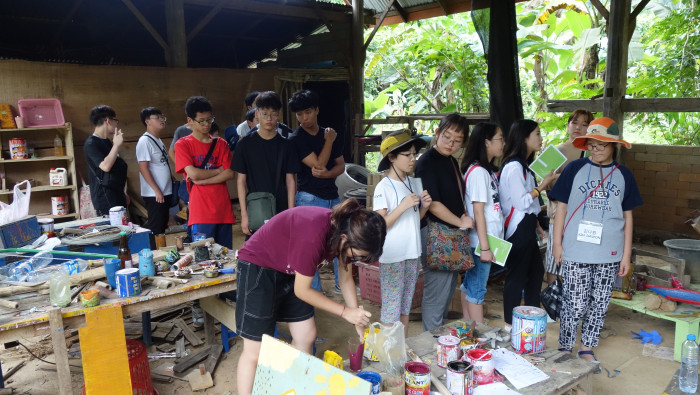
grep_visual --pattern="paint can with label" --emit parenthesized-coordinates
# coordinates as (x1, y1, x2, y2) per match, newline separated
(9, 138, 27, 159)
(356, 371, 381, 394)
(466, 349, 494, 385)
(51, 196, 69, 216)
(115, 268, 141, 297)
(405, 361, 430, 395)
(38, 218, 54, 237)
(109, 206, 127, 225)
(446, 360, 473, 395)
(511, 306, 548, 354)
(437, 335, 462, 368)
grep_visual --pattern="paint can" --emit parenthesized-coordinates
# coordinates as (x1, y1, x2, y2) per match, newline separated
(38, 218, 54, 237)
(356, 371, 381, 394)
(193, 232, 207, 242)
(437, 335, 462, 368)
(115, 268, 141, 297)
(9, 138, 27, 159)
(405, 361, 430, 395)
(446, 360, 473, 395)
(49, 167, 67, 186)
(109, 206, 127, 225)
(51, 196, 69, 216)
(466, 349, 494, 385)
(511, 305, 548, 354)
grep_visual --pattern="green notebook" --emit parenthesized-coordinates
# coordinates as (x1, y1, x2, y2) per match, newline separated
(475, 235, 513, 267)
(529, 145, 567, 179)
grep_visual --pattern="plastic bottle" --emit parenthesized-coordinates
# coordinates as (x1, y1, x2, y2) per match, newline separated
(8, 252, 54, 282)
(118, 232, 132, 269)
(680, 334, 699, 393)
(139, 249, 155, 277)
(49, 270, 71, 307)
(53, 134, 65, 157)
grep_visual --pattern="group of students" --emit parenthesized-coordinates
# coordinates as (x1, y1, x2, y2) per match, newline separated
(85, 100, 642, 393)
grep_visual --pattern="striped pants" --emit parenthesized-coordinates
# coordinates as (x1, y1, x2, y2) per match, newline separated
(558, 261, 619, 349)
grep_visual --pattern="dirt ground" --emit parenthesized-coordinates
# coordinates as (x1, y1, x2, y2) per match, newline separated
(0, 221, 684, 394)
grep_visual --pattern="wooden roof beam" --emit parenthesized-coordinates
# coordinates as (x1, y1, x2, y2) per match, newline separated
(47, 0, 84, 50)
(364, 0, 396, 51)
(392, 1, 409, 23)
(120, 0, 170, 52)
(434, 0, 449, 14)
(187, 2, 225, 43)
(547, 98, 700, 113)
(185, 0, 352, 22)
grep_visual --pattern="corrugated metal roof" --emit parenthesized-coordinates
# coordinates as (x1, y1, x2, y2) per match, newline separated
(364, 0, 435, 14)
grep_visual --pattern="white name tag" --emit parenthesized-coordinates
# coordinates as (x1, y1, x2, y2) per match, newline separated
(577, 221, 603, 244)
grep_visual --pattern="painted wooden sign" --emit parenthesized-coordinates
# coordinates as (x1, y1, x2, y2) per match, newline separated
(252, 334, 371, 395)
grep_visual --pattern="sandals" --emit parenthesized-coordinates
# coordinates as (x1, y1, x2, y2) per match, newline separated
(558, 347, 573, 353)
(578, 350, 602, 374)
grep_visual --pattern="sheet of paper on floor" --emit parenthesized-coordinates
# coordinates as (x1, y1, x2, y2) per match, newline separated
(473, 382, 522, 394)
(492, 348, 550, 389)
(642, 343, 675, 361)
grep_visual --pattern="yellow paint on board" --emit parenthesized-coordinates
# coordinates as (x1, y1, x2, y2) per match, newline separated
(315, 375, 328, 382)
(79, 305, 132, 395)
(281, 390, 297, 395)
(315, 391, 328, 395)
(328, 373, 346, 395)
(348, 377, 361, 388)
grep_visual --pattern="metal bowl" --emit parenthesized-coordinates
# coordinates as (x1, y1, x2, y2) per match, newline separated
(203, 267, 220, 278)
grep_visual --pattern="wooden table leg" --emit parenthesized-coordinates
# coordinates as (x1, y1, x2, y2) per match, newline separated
(576, 372, 593, 395)
(203, 311, 216, 345)
(48, 308, 72, 395)
(142, 311, 152, 346)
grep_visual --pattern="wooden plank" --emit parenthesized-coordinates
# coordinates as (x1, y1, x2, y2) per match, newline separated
(203, 344, 223, 375)
(185, 0, 352, 22)
(48, 308, 72, 395)
(174, 318, 204, 347)
(200, 295, 237, 330)
(165, 326, 182, 343)
(186, 2, 225, 43)
(120, 0, 170, 51)
(79, 305, 132, 395)
(173, 346, 212, 373)
(547, 98, 700, 113)
(165, 0, 188, 67)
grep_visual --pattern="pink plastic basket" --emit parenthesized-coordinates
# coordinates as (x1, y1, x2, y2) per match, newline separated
(18, 98, 65, 127)
(357, 262, 424, 310)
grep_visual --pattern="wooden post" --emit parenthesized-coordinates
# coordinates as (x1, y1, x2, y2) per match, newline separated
(165, 0, 188, 68)
(48, 308, 72, 395)
(603, 0, 631, 136)
(351, 0, 365, 163)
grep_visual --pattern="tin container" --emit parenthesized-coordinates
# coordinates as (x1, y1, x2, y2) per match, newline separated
(356, 371, 381, 394)
(437, 335, 462, 368)
(405, 361, 430, 395)
(511, 306, 548, 354)
(9, 138, 27, 159)
(38, 218, 54, 237)
(109, 206, 127, 225)
(193, 232, 206, 242)
(466, 349, 494, 385)
(446, 360, 473, 395)
(51, 196, 69, 215)
(115, 268, 141, 297)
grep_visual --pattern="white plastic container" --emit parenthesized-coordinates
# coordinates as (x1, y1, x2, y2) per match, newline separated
(49, 168, 68, 186)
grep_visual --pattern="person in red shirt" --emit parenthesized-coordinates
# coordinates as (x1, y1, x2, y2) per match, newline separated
(235, 199, 386, 395)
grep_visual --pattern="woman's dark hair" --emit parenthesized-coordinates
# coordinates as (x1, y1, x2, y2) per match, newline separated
(502, 119, 539, 166)
(327, 198, 386, 271)
(461, 122, 500, 173)
(435, 113, 469, 141)
(567, 109, 594, 125)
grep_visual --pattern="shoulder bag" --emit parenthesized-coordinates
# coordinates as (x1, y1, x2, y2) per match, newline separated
(246, 140, 284, 232)
(425, 158, 474, 271)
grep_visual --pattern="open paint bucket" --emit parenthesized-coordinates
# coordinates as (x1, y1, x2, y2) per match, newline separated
(356, 371, 381, 394)
(466, 348, 494, 385)
(405, 361, 430, 395)
(511, 305, 548, 354)
(437, 335, 462, 368)
(115, 268, 141, 297)
(446, 360, 473, 395)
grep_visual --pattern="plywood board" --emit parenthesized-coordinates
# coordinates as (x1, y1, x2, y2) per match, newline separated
(79, 305, 132, 395)
(252, 335, 371, 395)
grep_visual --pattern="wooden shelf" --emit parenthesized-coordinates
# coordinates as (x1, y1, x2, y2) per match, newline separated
(0, 185, 76, 196)
(0, 156, 72, 163)
(0, 125, 68, 133)
(37, 213, 79, 220)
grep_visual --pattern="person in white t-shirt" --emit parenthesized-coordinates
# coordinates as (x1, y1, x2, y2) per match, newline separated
(458, 122, 505, 324)
(373, 130, 432, 336)
(136, 107, 173, 235)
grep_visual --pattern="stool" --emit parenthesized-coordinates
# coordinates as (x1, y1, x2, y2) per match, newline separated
(221, 324, 238, 353)
(83, 339, 158, 395)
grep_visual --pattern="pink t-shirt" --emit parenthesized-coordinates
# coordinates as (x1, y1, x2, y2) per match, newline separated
(237, 206, 332, 276)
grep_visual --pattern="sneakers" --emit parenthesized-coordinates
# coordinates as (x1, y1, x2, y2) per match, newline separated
(192, 303, 204, 330)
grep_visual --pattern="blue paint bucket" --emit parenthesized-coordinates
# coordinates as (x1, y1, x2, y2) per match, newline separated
(356, 371, 381, 394)
(115, 268, 141, 297)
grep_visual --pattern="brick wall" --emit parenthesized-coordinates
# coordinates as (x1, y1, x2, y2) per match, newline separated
(625, 144, 700, 236)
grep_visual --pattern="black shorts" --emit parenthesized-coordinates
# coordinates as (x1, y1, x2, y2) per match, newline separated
(235, 259, 314, 341)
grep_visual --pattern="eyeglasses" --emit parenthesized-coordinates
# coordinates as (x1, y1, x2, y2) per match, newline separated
(193, 117, 215, 125)
(440, 134, 463, 147)
(347, 248, 371, 264)
(586, 142, 610, 151)
(149, 115, 167, 122)
(258, 112, 279, 120)
(109, 117, 119, 124)
(398, 152, 418, 159)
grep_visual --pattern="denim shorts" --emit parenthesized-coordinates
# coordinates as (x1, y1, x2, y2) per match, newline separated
(295, 191, 341, 209)
(460, 248, 491, 305)
(235, 259, 314, 341)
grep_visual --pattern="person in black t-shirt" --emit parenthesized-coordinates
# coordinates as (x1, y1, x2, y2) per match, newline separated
(233, 91, 300, 236)
(84, 105, 128, 216)
(288, 89, 345, 293)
